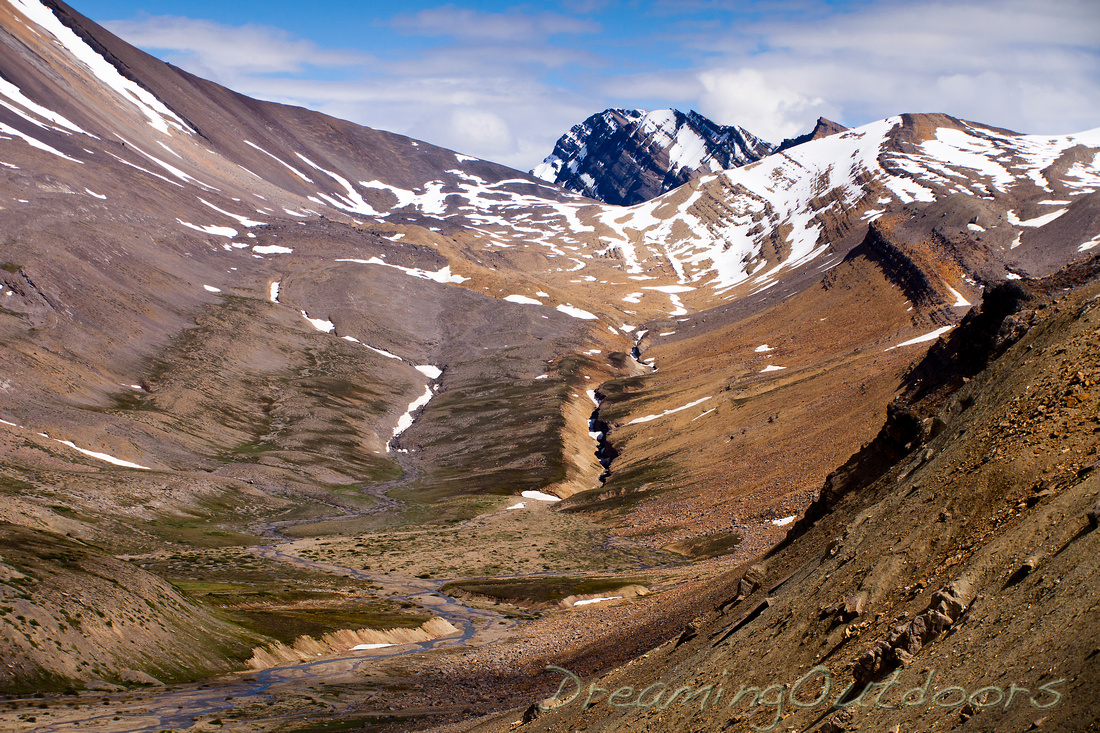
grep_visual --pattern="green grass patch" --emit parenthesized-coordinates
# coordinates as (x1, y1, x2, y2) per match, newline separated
(228, 439, 280, 457)
(169, 580, 343, 607)
(221, 606, 429, 645)
(593, 375, 652, 408)
(663, 531, 743, 558)
(561, 461, 675, 514)
(442, 576, 646, 605)
(284, 715, 426, 733)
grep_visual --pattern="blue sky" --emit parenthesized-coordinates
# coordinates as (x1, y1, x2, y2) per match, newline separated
(73, 0, 1100, 169)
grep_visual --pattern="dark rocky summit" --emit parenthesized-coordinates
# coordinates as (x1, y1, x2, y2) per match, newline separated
(775, 116, 848, 153)
(532, 108, 773, 205)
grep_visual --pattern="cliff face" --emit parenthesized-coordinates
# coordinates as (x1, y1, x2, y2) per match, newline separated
(840, 215, 954, 318)
(531, 108, 774, 205)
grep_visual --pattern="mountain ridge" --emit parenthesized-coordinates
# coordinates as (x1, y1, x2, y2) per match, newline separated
(775, 115, 848, 153)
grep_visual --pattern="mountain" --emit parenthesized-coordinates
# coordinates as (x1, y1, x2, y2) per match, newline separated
(531, 108, 774, 205)
(1, 0, 1099, 729)
(775, 115, 848, 152)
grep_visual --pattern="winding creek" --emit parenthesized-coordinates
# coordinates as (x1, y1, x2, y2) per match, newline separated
(32, 490, 522, 732)
(24, 337, 658, 731)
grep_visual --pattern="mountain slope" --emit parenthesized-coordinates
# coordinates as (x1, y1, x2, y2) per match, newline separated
(473, 259, 1100, 733)
(531, 108, 774, 205)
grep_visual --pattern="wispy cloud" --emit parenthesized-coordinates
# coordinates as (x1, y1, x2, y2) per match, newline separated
(104, 15, 369, 81)
(643, 0, 1100, 139)
(390, 5, 601, 41)
(100, 1, 1100, 168)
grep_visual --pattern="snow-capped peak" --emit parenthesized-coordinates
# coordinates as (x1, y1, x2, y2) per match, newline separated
(531, 108, 774, 206)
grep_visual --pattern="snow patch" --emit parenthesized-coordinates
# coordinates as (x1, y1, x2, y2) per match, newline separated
(177, 219, 237, 238)
(520, 490, 561, 502)
(200, 199, 265, 227)
(945, 285, 970, 307)
(1007, 208, 1069, 228)
(1078, 233, 1100, 252)
(301, 312, 335, 333)
(627, 396, 711, 425)
(885, 325, 954, 351)
(243, 141, 313, 182)
(555, 304, 598, 320)
(0, 120, 82, 163)
(504, 294, 542, 305)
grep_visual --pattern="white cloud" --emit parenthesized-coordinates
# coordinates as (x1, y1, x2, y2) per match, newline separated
(391, 6, 601, 42)
(695, 69, 827, 141)
(655, 0, 1100, 139)
(99, 1, 1100, 168)
(103, 16, 367, 82)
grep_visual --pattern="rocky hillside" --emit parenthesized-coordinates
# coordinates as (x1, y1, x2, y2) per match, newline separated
(471, 256, 1100, 733)
(531, 108, 774, 205)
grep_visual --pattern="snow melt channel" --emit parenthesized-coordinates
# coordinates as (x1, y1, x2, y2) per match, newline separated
(390, 385, 434, 449)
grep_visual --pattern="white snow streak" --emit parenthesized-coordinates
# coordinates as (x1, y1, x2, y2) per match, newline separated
(9, 0, 191, 134)
(0, 120, 82, 163)
(335, 258, 468, 284)
(54, 438, 151, 470)
(177, 219, 236, 237)
(391, 386, 433, 444)
(627, 396, 711, 425)
(885, 325, 954, 351)
(243, 140, 313, 182)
